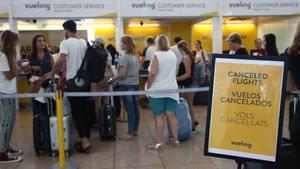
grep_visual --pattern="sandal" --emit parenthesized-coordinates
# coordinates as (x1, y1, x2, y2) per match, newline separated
(119, 134, 134, 141)
(172, 140, 181, 148)
(167, 136, 174, 145)
(147, 143, 163, 151)
(75, 142, 91, 153)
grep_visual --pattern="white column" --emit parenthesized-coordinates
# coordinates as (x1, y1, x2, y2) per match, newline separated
(115, 16, 124, 52)
(115, 0, 124, 52)
(212, 16, 223, 54)
(212, 0, 223, 54)
(8, 0, 17, 31)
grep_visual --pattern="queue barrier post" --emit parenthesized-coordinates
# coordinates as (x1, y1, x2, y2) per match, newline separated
(50, 90, 78, 169)
(56, 90, 65, 169)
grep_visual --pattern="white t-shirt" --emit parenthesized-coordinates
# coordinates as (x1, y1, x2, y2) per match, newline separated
(148, 51, 179, 102)
(170, 45, 183, 74)
(0, 52, 16, 94)
(145, 45, 156, 61)
(195, 50, 209, 63)
(59, 38, 87, 80)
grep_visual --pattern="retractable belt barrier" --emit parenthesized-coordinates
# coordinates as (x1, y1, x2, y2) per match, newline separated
(0, 87, 210, 99)
(0, 87, 209, 169)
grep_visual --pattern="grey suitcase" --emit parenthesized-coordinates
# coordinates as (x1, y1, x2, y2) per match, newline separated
(48, 96, 73, 157)
(49, 115, 73, 157)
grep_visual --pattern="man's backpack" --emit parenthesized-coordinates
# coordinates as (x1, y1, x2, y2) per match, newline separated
(86, 44, 107, 83)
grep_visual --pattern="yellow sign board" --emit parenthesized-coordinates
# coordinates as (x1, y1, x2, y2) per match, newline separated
(205, 55, 288, 162)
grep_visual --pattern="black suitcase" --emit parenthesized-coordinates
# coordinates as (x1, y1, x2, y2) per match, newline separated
(33, 113, 51, 156)
(32, 81, 56, 156)
(244, 138, 294, 169)
(193, 79, 209, 105)
(99, 104, 116, 140)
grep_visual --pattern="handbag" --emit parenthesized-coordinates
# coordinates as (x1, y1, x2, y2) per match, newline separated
(287, 71, 298, 92)
(34, 87, 46, 103)
(66, 49, 91, 92)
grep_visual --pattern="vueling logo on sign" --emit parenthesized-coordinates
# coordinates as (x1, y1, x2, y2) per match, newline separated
(24, 2, 51, 11)
(131, 1, 156, 10)
(229, 1, 251, 9)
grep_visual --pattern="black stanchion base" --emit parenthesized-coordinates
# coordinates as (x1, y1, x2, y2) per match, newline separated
(236, 158, 245, 169)
(49, 160, 79, 169)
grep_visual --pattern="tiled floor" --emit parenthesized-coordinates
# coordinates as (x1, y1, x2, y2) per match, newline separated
(0, 99, 292, 169)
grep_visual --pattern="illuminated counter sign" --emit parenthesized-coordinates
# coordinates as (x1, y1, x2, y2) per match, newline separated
(12, 0, 117, 18)
(120, 0, 218, 17)
(223, 0, 300, 16)
(0, 0, 8, 18)
(204, 55, 288, 163)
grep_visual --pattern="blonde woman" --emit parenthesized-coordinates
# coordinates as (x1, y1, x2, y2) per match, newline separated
(112, 35, 140, 140)
(147, 35, 180, 150)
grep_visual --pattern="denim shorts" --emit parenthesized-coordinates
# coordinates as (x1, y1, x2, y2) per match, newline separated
(149, 97, 177, 117)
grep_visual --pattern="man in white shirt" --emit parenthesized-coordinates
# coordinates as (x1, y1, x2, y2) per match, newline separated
(45, 20, 91, 153)
(143, 36, 156, 69)
(170, 37, 183, 75)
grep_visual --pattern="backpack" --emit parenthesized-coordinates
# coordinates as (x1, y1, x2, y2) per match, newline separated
(193, 62, 206, 85)
(86, 44, 107, 83)
(66, 48, 91, 92)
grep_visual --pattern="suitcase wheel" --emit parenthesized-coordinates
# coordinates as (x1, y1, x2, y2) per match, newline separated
(35, 151, 40, 156)
(51, 151, 58, 157)
(66, 151, 72, 157)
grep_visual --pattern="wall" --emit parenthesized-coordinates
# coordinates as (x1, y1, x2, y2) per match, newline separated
(94, 27, 116, 47)
(192, 24, 258, 53)
(123, 21, 193, 54)
(192, 25, 213, 52)
(169, 21, 192, 47)
(124, 26, 169, 54)
(258, 16, 300, 54)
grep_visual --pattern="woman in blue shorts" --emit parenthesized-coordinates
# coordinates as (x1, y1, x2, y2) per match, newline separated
(146, 35, 180, 150)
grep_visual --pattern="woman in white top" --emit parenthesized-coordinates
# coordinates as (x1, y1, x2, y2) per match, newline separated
(147, 35, 180, 150)
(0, 30, 23, 164)
(195, 40, 209, 64)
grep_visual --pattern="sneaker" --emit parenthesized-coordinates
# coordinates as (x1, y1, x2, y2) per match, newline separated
(192, 127, 198, 134)
(7, 146, 24, 156)
(0, 153, 23, 164)
(193, 121, 200, 128)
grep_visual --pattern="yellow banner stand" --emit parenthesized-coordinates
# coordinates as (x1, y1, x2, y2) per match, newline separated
(204, 54, 288, 169)
(50, 90, 78, 169)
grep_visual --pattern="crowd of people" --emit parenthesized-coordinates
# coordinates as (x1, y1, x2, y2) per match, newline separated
(0, 20, 300, 164)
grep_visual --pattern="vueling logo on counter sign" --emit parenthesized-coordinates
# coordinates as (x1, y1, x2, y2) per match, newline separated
(131, 1, 206, 11)
(229, 1, 251, 9)
(24, 2, 51, 11)
(24, 1, 106, 11)
(131, 1, 156, 10)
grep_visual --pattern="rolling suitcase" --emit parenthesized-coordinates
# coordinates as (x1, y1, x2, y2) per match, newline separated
(48, 94, 74, 157)
(99, 84, 116, 140)
(193, 79, 209, 105)
(245, 91, 299, 169)
(32, 85, 53, 156)
(169, 97, 192, 141)
(244, 138, 294, 169)
(49, 115, 73, 157)
(33, 112, 51, 156)
(99, 104, 117, 141)
(288, 91, 299, 131)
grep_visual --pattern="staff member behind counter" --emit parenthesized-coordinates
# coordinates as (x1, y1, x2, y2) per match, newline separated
(226, 33, 249, 56)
